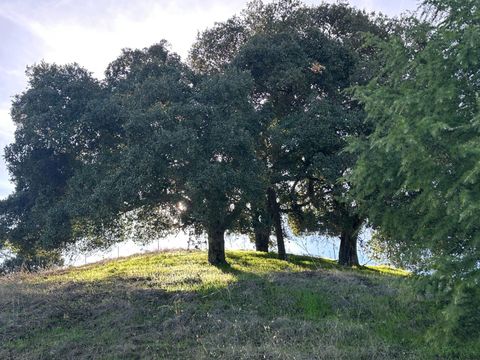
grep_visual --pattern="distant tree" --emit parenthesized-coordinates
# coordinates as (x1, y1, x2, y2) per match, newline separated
(0, 248, 63, 274)
(351, 0, 480, 341)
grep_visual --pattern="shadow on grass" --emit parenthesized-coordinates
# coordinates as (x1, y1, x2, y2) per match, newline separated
(0, 280, 186, 356)
(213, 261, 243, 276)
(226, 251, 339, 272)
(0, 250, 427, 360)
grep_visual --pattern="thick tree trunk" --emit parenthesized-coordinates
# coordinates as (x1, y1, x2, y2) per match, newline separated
(267, 187, 286, 260)
(254, 225, 269, 252)
(207, 226, 227, 266)
(338, 229, 359, 267)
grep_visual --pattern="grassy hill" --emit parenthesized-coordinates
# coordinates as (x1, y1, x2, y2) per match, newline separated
(0, 250, 476, 359)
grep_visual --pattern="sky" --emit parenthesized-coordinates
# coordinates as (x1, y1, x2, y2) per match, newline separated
(0, 0, 420, 199)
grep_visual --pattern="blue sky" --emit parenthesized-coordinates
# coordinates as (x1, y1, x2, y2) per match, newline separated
(0, 0, 419, 199)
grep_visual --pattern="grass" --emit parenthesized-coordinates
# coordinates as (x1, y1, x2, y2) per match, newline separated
(0, 250, 477, 359)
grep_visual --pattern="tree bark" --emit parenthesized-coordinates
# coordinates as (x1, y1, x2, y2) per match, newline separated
(267, 187, 286, 260)
(207, 226, 227, 266)
(338, 228, 359, 267)
(254, 225, 269, 252)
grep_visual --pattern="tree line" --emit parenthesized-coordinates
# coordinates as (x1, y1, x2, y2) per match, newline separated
(1, 0, 478, 344)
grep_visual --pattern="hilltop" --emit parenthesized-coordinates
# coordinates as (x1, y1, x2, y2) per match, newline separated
(0, 251, 476, 359)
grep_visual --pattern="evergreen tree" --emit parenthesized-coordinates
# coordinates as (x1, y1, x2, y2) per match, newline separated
(351, 0, 480, 341)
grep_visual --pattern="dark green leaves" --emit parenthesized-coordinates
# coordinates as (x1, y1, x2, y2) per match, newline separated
(351, 0, 480, 342)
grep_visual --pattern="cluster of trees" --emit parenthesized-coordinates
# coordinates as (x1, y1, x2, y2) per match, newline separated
(1, 1, 389, 268)
(0, 0, 478, 343)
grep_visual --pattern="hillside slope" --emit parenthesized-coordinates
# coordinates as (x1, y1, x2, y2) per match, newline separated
(0, 251, 476, 359)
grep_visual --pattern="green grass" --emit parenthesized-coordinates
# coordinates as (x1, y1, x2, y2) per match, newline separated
(0, 250, 477, 359)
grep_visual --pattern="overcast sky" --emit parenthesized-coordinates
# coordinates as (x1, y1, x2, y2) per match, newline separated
(0, 0, 419, 198)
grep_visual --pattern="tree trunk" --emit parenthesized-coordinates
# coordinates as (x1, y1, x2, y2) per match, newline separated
(338, 229, 359, 267)
(252, 195, 271, 252)
(267, 187, 286, 260)
(207, 226, 227, 266)
(254, 225, 269, 252)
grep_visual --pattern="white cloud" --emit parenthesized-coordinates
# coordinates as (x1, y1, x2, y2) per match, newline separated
(353, 0, 419, 16)
(5, 0, 248, 78)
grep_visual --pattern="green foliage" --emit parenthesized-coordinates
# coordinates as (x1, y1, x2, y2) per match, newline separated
(1, 43, 263, 263)
(0, 1, 395, 268)
(66, 43, 195, 247)
(351, 0, 480, 342)
(2, 0, 479, 348)
(0, 63, 103, 257)
(178, 69, 262, 234)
